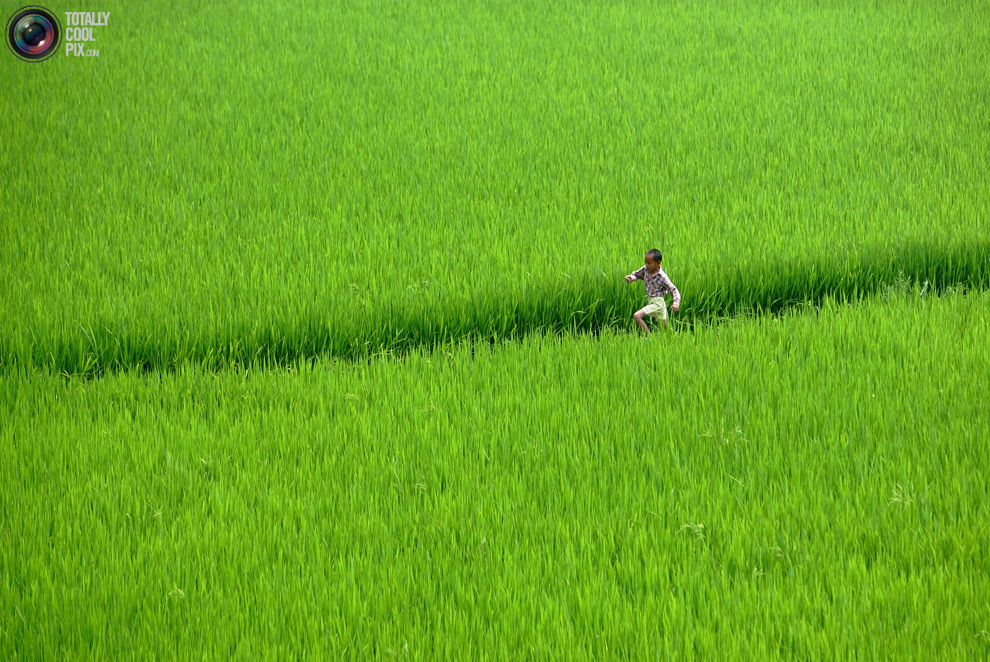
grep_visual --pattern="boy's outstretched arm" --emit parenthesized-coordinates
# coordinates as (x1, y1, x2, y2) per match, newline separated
(625, 266, 646, 283)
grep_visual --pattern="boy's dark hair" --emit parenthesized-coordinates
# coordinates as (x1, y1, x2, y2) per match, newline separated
(646, 249, 663, 264)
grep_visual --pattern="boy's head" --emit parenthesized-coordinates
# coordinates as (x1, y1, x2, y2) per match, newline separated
(644, 249, 663, 272)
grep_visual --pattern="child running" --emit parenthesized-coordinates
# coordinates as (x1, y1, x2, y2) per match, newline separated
(624, 248, 681, 335)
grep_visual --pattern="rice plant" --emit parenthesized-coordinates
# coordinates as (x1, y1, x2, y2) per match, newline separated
(2, 0, 989, 374)
(2, 0, 989, 657)
(1, 291, 988, 658)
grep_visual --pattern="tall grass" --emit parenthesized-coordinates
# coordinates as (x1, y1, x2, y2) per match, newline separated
(3, 1, 989, 658)
(2, 291, 988, 658)
(2, 0, 989, 374)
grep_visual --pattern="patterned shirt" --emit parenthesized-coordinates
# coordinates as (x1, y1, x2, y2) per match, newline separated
(628, 266, 681, 306)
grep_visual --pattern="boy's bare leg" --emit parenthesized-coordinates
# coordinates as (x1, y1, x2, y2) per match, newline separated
(633, 309, 651, 336)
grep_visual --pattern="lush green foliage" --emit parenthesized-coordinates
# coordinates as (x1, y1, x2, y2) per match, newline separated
(2, 0, 988, 658)
(2, 291, 989, 658)
(2, 0, 989, 373)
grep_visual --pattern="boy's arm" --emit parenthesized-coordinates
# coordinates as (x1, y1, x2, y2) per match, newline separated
(626, 266, 646, 282)
(662, 272, 681, 308)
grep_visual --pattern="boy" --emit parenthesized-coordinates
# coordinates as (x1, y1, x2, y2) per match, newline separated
(624, 249, 680, 335)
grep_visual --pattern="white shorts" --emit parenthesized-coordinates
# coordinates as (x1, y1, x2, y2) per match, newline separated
(637, 296, 667, 321)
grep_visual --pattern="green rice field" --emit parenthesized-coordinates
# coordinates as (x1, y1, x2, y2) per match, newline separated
(2, 0, 989, 658)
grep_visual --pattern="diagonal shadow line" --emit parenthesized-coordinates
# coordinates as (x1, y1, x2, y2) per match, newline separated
(3, 237, 988, 378)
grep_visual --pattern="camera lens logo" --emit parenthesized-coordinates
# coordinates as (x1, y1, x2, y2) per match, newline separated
(6, 6, 61, 62)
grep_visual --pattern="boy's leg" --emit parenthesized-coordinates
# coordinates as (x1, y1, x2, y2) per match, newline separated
(633, 308, 651, 335)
